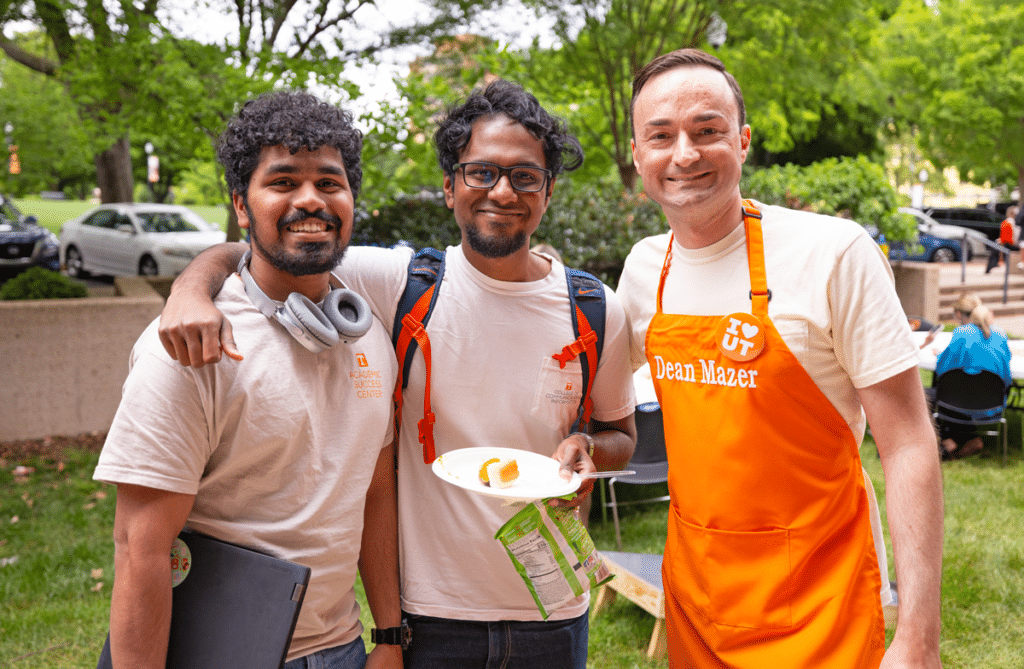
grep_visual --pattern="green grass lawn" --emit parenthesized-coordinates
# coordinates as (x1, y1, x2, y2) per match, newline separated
(2, 435, 1023, 667)
(12, 198, 229, 235)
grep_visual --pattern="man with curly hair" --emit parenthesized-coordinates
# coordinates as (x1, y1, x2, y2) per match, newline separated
(94, 91, 403, 669)
(158, 80, 637, 668)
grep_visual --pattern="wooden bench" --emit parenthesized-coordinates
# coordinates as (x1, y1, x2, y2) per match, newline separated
(591, 551, 667, 660)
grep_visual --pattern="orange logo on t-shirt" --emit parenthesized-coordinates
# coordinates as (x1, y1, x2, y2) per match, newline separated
(715, 313, 765, 362)
(356, 353, 368, 367)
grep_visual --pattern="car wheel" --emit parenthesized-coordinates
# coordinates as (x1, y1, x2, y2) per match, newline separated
(139, 255, 159, 276)
(930, 247, 958, 263)
(65, 245, 88, 278)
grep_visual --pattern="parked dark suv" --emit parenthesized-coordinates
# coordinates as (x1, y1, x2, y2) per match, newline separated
(924, 206, 1002, 241)
(0, 194, 61, 276)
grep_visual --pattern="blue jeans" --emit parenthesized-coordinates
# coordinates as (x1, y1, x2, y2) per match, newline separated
(402, 611, 588, 669)
(283, 638, 366, 669)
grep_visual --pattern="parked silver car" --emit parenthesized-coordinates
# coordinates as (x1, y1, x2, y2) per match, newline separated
(899, 207, 990, 261)
(59, 204, 226, 278)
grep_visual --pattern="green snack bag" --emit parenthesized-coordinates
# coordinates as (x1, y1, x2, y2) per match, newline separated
(495, 501, 613, 619)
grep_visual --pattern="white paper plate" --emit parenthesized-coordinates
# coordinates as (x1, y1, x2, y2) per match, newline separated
(432, 447, 582, 501)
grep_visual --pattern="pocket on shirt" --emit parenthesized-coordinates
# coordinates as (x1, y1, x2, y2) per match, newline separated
(530, 357, 584, 431)
(773, 318, 809, 354)
(668, 506, 794, 629)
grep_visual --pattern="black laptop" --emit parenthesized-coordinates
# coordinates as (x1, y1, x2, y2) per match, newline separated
(97, 528, 311, 669)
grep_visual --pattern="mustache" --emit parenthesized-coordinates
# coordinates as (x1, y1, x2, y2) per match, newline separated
(277, 209, 343, 232)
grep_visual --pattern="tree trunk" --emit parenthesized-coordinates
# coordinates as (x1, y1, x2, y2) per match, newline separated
(225, 202, 242, 243)
(617, 161, 637, 192)
(94, 135, 134, 203)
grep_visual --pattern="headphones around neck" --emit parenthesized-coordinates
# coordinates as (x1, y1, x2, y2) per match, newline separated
(238, 250, 372, 353)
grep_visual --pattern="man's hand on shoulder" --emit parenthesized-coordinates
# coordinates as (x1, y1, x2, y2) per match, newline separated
(159, 295, 240, 368)
(158, 242, 247, 367)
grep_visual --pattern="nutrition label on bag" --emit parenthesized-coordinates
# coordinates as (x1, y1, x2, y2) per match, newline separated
(505, 529, 576, 607)
(495, 501, 613, 619)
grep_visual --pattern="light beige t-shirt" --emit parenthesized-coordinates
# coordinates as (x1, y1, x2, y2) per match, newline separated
(617, 202, 920, 443)
(94, 274, 398, 662)
(341, 244, 636, 621)
(619, 203, 917, 607)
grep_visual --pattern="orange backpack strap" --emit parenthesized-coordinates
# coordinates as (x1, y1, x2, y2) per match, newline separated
(554, 269, 606, 433)
(392, 248, 445, 464)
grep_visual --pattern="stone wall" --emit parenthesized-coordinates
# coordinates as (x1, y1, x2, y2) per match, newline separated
(0, 278, 164, 441)
(891, 261, 940, 324)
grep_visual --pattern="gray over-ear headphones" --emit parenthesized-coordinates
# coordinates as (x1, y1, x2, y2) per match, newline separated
(238, 249, 372, 352)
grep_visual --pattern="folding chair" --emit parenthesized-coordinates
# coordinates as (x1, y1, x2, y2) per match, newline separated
(607, 402, 669, 549)
(933, 369, 1009, 466)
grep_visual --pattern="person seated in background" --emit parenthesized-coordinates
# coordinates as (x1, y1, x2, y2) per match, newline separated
(933, 292, 1012, 459)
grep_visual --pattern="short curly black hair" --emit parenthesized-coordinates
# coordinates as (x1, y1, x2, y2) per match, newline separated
(434, 80, 584, 180)
(217, 90, 363, 200)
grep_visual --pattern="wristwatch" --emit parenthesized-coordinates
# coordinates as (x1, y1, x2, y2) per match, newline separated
(371, 619, 412, 649)
(578, 432, 596, 459)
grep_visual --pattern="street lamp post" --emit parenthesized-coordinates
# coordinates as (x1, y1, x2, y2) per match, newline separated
(144, 142, 159, 202)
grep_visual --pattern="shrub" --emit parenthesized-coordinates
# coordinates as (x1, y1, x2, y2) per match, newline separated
(349, 178, 666, 288)
(0, 267, 88, 300)
(537, 178, 667, 287)
(351, 189, 460, 251)
(743, 156, 916, 242)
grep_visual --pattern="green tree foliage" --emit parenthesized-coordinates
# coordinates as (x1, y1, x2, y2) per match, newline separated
(538, 177, 668, 286)
(0, 0, 454, 208)
(0, 35, 93, 197)
(351, 177, 666, 288)
(416, 0, 889, 189)
(877, 0, 1024, 205)
(720, 0, 885, 161)
(0, 267, 87, 300)
(359, 70, 454, 212)
(518, 0, 720, 190)
(742, 156, 915, 241)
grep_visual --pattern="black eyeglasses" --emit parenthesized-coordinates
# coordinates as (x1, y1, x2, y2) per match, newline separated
(454, 162, 552, 193)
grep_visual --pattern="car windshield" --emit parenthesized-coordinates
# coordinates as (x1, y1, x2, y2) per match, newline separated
(0, 197, 23, 223)
(135, 211, 207, 233)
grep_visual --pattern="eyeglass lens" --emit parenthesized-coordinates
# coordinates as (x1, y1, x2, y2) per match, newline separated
(460, 162, 548, 192)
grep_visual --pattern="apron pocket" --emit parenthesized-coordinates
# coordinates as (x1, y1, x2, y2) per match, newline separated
(670, 508, 794, 630)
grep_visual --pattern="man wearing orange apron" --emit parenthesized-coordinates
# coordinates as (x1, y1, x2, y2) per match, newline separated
(619, 49, 943, 668)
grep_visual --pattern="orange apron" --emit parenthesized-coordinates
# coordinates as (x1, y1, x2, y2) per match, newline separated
(646, 202, 885, 668)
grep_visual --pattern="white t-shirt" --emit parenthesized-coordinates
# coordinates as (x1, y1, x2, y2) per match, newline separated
(340, 244, 636, 621)
(93, 274, 398, 662)
(618, 203, 918, 606)
(617, 202, 920, 443)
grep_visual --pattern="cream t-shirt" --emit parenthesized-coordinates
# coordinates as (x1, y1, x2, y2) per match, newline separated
(617, 202, 920, 443)
(340, 244, 636, 621)
(94, 274, 398, 661)
(618, 203, 917, 606)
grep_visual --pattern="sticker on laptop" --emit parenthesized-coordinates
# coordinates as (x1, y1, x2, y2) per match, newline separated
(170, 537, 192, 588)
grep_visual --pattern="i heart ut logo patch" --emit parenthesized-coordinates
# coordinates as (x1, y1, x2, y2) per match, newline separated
(715, 313, 765, 362)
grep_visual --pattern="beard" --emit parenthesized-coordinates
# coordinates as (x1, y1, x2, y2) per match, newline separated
(246, 203, 348, 276)
(464, 222, 528, 259)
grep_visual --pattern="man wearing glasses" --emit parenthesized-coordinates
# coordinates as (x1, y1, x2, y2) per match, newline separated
(158, 80, 637, 668)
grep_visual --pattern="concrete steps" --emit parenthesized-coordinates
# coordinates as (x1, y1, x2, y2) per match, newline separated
(938, 261, 1024, 321)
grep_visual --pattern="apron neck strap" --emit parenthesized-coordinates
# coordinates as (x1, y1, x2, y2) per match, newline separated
(742, 200, 770, 317)
(656, 200, 770, 316)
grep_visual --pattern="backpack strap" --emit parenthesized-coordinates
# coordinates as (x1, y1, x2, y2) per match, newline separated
(393, 250, 607, 463)
(553, 268, 606, 433)
(392, 248, 445, 464)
